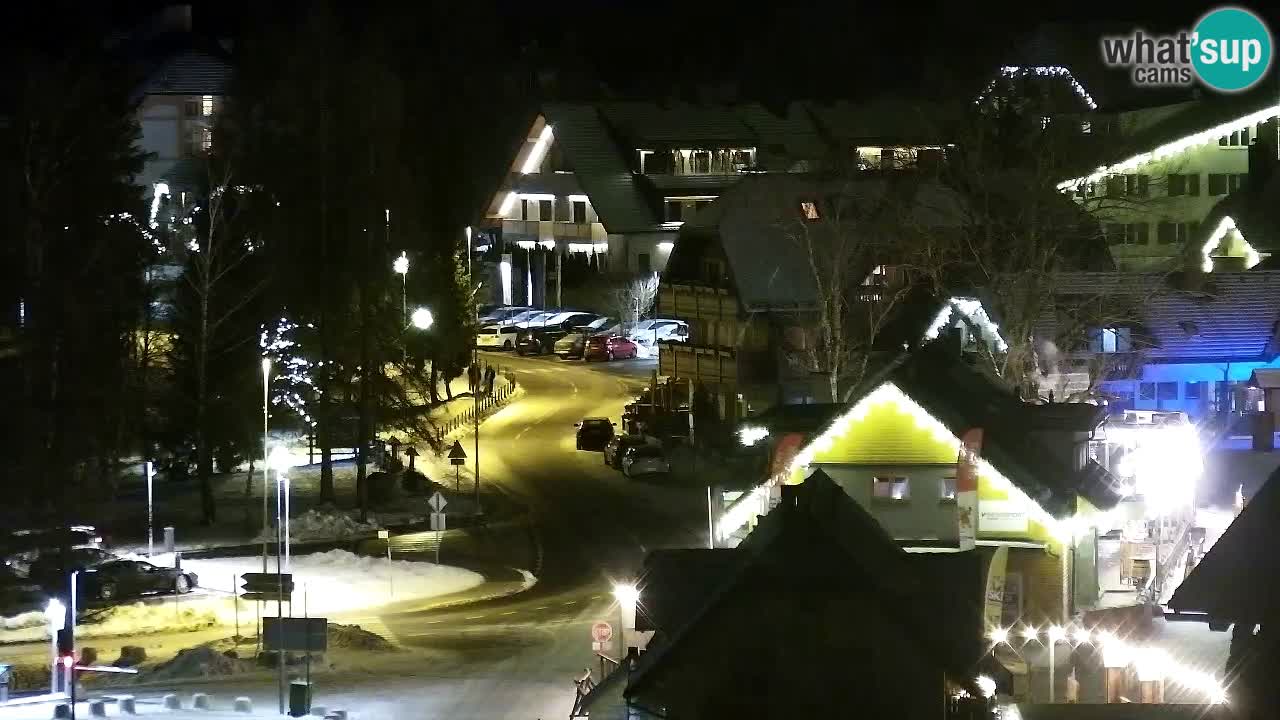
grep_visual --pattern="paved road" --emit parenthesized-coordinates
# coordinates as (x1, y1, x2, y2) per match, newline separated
(360, 351, 707, 715)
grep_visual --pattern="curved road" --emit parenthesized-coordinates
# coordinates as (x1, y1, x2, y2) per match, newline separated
(353, 351, 708, 717)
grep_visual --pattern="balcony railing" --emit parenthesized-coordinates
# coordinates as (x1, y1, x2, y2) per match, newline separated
(657, 284, 735, 321)
(502, 219, 605, 242)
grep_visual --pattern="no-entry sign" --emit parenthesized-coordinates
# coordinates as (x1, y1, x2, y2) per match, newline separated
(591, 621, 613, 644)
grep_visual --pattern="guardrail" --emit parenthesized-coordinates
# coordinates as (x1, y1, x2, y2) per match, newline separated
(437, 379, 519, 442)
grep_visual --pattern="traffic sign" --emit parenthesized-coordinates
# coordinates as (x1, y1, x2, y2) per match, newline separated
(448, 441, 467, 466)
(428, 491, 448, 513)
(241, 573, 294, 603)
(263, 617, 327, 652)
(377, 529, 390, 540)
(430, 512, 446, 531)
(591, 621, 613, 644)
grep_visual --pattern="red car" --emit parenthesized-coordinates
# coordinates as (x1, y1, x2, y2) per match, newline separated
(584, 334, 638, 361)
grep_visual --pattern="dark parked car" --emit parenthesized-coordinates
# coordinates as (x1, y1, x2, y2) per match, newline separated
(575, 417, 616, 450)
(27, 547, 118, 588)
(603, 434, 659, 468)
(584, 334, 638, 361)
(80, 560, 198, 602)
(553, 332, 588, 359)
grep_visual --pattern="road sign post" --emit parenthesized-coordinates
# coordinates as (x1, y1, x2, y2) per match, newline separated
(429, 491, 448, 565)
(449, 440, 467, 491)
(378, 529, 391, 561)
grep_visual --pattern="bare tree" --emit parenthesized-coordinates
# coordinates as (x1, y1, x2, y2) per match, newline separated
(785, 183, 923, 402)
(169, 165, 266, 525)
(611, 274, 660, 335)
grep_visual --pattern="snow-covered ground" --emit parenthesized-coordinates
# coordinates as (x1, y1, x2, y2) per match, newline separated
(0, 551, 481, 644)
(180, 550, 482, 614)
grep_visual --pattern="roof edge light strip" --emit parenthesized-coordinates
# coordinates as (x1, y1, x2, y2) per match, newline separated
(1059, 103, 1280, 190)
(520, 125, 554, 175)
(717, 380, 1115, 543)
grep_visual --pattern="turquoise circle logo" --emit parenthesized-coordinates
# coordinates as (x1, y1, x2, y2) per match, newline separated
(1192, 7, 1273, 92)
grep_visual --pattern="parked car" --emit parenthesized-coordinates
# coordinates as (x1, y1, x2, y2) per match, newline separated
(517, 313, 601, 355)
(604, 434, 660, 468)
(476, 324, 519, 350)
(628, 319, 689, 348)
(584, 334, 639, 361)
(79, 560, 198, 602)
(622, 445, 671, 477)
(478, 306, 532, 325)
(575, 417, 616, 450)
(27, 547, 119, 588)
(514, 311, 560, 329)
(554, 331, 589, 359)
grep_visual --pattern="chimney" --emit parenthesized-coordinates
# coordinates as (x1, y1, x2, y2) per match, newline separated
(1248, 118, 1278, 194)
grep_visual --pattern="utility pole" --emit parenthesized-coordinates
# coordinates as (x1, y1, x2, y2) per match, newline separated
(469, 227, 481, 514)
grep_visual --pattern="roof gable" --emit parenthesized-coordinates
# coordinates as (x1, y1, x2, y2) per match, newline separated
(1170, 467, 1280, 619)
(627, 471, 984, 699)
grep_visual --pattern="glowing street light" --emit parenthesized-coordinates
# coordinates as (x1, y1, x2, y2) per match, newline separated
(613, 582, 640, 660)
(393, 251, 410, 330)
(989, 626, 1009, 645)
(261, 357, 271, 573)
(267, 446, 293, 571)
(411, 307, 434, 331)
(1020, 625, 1039, 642)
(45, 598, 65, 692)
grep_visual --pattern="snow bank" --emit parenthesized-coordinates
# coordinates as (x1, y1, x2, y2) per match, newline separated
(252, 508, 381, 543)
(1, 610, 44, 631)
(184, 550, 482, 615)
(1, 551, 482, 644)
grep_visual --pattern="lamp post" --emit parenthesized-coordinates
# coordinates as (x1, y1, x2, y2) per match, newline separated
(613, 583, 639, 662)
(145, 461, 155, 557)
(394, 252, 409, 327)
(261, 358, 271, 573)
(411, 307, 434, 331)
(1047, 625, 1066, 703)
(267, 447, 293, 572)
(45, 598, 65, 693)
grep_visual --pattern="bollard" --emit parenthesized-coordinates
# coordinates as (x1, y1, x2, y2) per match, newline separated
(118, 696, 137, 715)
(192, 693, 211, 710)
(53, 703, 72, 719)
(163, 693, 181, 710)
(88, 700, 107, 717)
(233, 697, 253, 714)
(163, 526, 175, 553)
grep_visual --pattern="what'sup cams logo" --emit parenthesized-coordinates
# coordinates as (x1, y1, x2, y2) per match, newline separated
(1102, 6, 1273, 92)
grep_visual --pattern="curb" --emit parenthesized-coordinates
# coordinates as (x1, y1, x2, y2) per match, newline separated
(385, 567, 538, 615)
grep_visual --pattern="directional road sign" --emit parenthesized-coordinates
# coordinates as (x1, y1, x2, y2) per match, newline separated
(241, 572, 294, 603)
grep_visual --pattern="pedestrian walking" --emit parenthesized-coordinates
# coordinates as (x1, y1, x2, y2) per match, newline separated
(468, 362, 480, 393)
(485, 365, 496, 395)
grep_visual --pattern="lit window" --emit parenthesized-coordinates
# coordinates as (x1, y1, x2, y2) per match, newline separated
(1097, 327, 1131, 353)
(940, 477, 957, 502)
(862, 264, 886, 286)
(800, 201, 820, 221)
(872, 476, 910, 501)
(201, 95, 214, 117)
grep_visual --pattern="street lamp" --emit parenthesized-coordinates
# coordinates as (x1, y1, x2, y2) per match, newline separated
(1047, 625, 1067, 703)
(45, 598, 65, 693)
(613, 583, 640, 661)
(267, 446, 293, 571)
(261, 357, 271, 573)
(411, 307, 434, 331)
(393, 251, 409, 328)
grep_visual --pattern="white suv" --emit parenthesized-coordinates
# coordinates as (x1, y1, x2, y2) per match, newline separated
(476, 324, 519, 350)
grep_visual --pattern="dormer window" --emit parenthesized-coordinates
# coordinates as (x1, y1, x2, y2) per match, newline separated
(1089, 326, 1132, 353)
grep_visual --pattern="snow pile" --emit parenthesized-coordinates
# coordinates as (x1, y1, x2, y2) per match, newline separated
(253, 508, 381, 543)
(144, 645, 251, 681)
(87, 602, 220, 638)
(184, 550, 483, 615)
(632, 342, 654, 359)
(327, 623, 396, 652)
(1, 610, 44, 630)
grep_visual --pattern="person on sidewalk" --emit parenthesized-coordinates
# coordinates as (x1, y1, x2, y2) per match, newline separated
(485, 365, 496, 395)
(468, 362, 480, 393)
